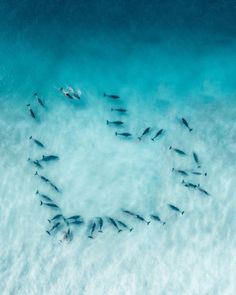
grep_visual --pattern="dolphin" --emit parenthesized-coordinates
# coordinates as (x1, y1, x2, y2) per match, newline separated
(182, 180, 199, 189)
(29, 136, 45, 148)
(35, 171, 49, 183)
(104, 93, 120, 99)
(40, 155, 59, 162)
(97, 217, 103, 233)
(107, 217, 122, 233)
(115, 132, 132, 137)
(169, 146, 187, 156)
(168, 204, 184, 215)
(48, 214, 64, 223)
(151, 129, 164, 141)
(111, 108, 127, 113)
(182, 118, 193, 132)
(40, 201, 60, 209)
(36, 190, 53, 203)
(88, 222, 96, 239)
(116, 220, 133, 232)
(138, 127, 151, 140)
(135, 214, 150, 225)
(106, 120, 124, 125)
(27, 104, 36, 119)
(172, 168, 188, 176)
(28, 158, 43, 169)
(150, 214, 166, 225)
(198, 186, 210, 196)
(193, 152, 201, 168)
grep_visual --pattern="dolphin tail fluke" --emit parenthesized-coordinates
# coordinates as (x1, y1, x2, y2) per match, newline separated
(163, 222, 166, 225)
(118, 229, 122, 233)
(48, 219, 51, 223)
(198, 165, 201, 169)
(98, 230, 103, 233)
(138, 137, 141, 140)
(46, 231, 51, 235)
(27, 104, 30, 107)
(106, 120, 109, 125)
(189, 128, 193, 132)
(130, 228, 134, 232)
(147, 221, 151, 225)
(40, 201, 43, 206)
(35, 171, 38, 175)
(182, 211, 184, 215)
(115, 132, 118, 136)
(111, 108, 114, 111)
(151, 138, 154, 141)
(104, 93, 106, 97)
(204, 173, 207, 176)
(88, 235, 94, 239)
(36, 190, 39, 195)
(169, 146, 172, 150)
(29, 136, 32, 140)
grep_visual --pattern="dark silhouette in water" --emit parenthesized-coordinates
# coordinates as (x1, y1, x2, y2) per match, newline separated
(138, 127, 151, 140)
(48, 214, 64, 223)
(135, 214, 150, 225)
(88, 221, 96, 239)
(40, 155, 59, 162)
(35, 171, 49, 183)
(97, 217, 103, 233)
(104, 93, 120, 99)
(193, 152, 201, 168)
(150, 214, 166, 225)
(107, 217, 122, 233)
(40, 201, 60, 209)
(198, 186, 210, 196)
(168, 204, 184, 215)
(27, 104, 36, 119)
(181, 118, 193, 132)
(169, 146, 187, 156)
(46, 222, 61, 235)
(121, 209, 136, 216)
(151, 129, 164, 141)
(191, 171, 207, 176)
(34, 93, 45, 107)
(36, 190, 53, 203)
(29, 136, 45, 148)
(106, 120, 124, 125)
(111, 108, 127, 113)
(115, 132, 132, 137)
(28, 158, 43, 169)
(116, 220, 133, 232)
(182, 180, 199, 189)
(172, 168, 188, 176)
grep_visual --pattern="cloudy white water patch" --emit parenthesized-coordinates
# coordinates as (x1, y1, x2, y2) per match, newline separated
(0, 76, 236, 294)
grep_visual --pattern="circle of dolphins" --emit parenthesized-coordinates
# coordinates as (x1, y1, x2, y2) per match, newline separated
(27, 89, 210, 244)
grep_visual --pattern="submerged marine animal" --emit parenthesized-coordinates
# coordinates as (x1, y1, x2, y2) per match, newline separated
(106, 120, 124, 125)
(29, 136, 45, 148)
(181, 118, 193, 132)
(168, 204, 184, 215)
(115, 132, 132, 137)
(111, 108, 127, 113)
(150, 214, 166, 225)
(104, 93, 120, 99)
(138, 127, 151, 140)
(151, 129, 164, 141)
(27, 104, 36, 119)
(169, 146, 187, 156)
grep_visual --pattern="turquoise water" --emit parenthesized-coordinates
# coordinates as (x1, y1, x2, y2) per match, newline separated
(0, 1, 236, 295)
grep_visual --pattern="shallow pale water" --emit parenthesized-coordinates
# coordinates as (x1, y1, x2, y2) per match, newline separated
(0, 1, 236, 295)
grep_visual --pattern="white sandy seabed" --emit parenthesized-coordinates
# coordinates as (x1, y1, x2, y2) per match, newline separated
(0, 44, 236, 295)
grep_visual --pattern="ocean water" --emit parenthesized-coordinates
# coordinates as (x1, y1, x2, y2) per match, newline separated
(0, 1, 236, 294)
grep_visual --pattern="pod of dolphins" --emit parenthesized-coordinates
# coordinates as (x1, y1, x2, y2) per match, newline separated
(26, 89, 211, 244)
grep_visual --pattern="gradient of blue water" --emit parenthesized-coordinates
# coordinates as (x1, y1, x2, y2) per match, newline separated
(0, 1, 236, 295)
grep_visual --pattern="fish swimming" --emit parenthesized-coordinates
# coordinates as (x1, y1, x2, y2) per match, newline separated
(169, 146, 187, 156)
(168, 204, 184, 215)
(111, 108, 127, 113)
(29, 136, 45, 148)
(138, 127, 151, 140)
(182, 118, 193, 132)
(106, 120, 124, 125)
(115, 132, 132, 137)
(104, 93, 120, 99)
(151, 129, 163, 141)
(150, 214, 166, 225)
